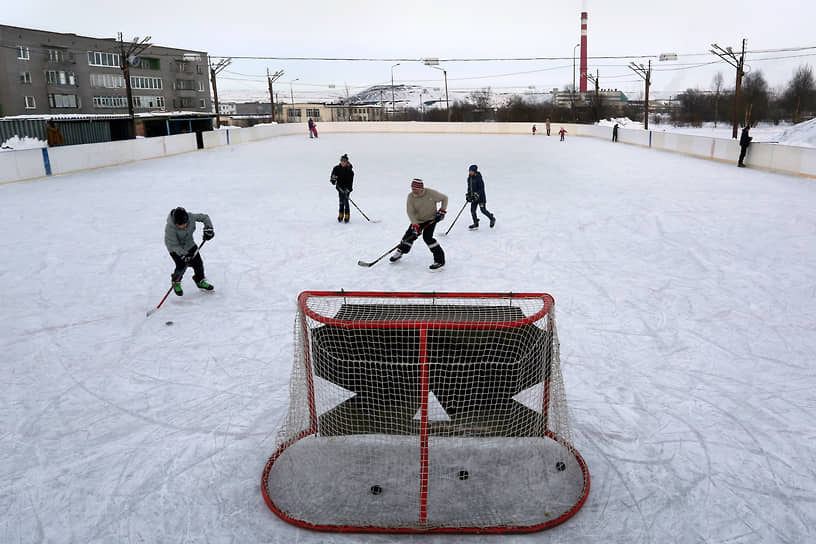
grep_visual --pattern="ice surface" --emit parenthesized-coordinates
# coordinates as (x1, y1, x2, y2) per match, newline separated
(2, 132, 816, 542)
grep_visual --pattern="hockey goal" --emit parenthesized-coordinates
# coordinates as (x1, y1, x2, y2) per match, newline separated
(262, 291, 589, 533)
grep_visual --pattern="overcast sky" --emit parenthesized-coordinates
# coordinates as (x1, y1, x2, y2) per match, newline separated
(5, 0, 816, 102)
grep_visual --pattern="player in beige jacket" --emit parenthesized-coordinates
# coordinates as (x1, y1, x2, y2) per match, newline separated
(390, 179, 448, 269)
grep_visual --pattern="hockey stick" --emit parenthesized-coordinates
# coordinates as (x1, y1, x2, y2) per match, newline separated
(357, 244, 400, 268)
(442, 200, 468, 235)
(348, 196, 379, 222)
(147, 239, 207, 317)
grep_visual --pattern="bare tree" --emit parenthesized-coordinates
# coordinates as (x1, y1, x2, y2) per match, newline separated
(467, 88, 492, 111)
(712, 72, 724, 127)
(741, 71, 770, 126)
(782, 64, 815, 123)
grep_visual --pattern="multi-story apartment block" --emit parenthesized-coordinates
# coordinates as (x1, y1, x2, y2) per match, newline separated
(0, 24, 211, 117)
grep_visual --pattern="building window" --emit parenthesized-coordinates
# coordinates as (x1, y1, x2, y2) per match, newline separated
(24, 96, 36, 109)
(20, 72, 32, 84)
(306, 108, 320, 118)
(88, 51, 121, 67)
(48, 49, 66, 63)
(175, 79, 197, 91)
(134, 57, 161, 70)
(287, 108, 302, 119)
(196, 64, 202, 74)
(46, 70, 76, 86)
(197, 80, 204, 92)
(48, 94, 78, 108)
(90, 73, 125, 88)
(17, 46, 30, 60)
(132, 95, 165, 109)
(93, 95, 127, 108)
(130, 76, 163, 90)
(199, 99, 206, 108)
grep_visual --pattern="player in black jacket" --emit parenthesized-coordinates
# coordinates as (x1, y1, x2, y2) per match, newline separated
(330, 153, 354, 222)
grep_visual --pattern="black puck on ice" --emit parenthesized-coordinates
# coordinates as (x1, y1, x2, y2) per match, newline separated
(458, 470, 469, 481)
(370, 485, 382, 495)
(165, 321, 174, 326)
(555, 461, 566, 471)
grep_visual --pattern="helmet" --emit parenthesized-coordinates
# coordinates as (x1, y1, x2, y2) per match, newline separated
(172, 207, 189, 225)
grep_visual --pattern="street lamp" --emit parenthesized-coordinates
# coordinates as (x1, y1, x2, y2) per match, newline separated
(289, 78, 299, 106)
(390, 63, 401, 119)
(288, 78, 299, 124)
(423, 59, 449, 121)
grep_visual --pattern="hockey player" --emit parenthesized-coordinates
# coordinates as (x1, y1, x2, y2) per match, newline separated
(466, 164, 496, 229)
(329, 153, 354, 222)
(164, 207, 214, 296)
(390, 179, 447, 269)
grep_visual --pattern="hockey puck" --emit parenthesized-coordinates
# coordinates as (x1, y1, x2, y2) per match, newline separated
(165, 321, 174, 326)
(370, 485, 382, 495)
(555, 461, 566, 471)
(458, 470, 469, 481)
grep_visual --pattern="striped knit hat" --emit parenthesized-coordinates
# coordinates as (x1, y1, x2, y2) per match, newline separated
(411, 178, 424, 189)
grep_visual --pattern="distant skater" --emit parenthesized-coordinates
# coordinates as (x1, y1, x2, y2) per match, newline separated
(545, 118, 551, 136)
(330, 153, 354, 222)
(559, 127, 567, 141)
(466, 164, 496, 230)
(532, 124, 537, 136)
(738, 126, 752, 167)
(612, 123, 619, 142)
(308, 117, 318, 138)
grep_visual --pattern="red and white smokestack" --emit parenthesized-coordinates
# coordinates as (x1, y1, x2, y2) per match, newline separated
(580, 11, 588, 93)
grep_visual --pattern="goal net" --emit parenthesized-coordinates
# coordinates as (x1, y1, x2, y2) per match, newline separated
(262, 291, 589, 533)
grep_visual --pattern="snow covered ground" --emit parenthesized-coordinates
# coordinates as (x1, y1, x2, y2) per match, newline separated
(2, 132, 815, 543)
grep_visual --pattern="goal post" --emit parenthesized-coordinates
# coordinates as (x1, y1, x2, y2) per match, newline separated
(262, 291, 589, 533)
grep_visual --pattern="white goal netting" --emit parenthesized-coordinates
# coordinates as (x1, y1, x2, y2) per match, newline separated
(262, 291, 589, 533)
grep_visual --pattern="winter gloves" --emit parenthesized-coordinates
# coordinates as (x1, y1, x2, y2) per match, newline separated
(435, 209, 446, 223)
(203, 227, 215, 241)
(466, 192, 479, 202)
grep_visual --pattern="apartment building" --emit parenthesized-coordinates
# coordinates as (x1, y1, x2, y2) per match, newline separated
(0, 24, 211, 117)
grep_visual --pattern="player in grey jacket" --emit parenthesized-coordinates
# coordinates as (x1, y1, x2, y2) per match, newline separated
(164, 207, 215, 296)
(390, 179, 448, 269)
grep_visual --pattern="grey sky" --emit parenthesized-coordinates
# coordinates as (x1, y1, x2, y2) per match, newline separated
(5, 0, 815, 101)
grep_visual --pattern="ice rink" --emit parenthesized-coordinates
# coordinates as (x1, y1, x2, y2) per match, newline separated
(2, 131, 815, 543)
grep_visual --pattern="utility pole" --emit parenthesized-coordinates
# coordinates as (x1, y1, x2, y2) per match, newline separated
(267, 68, 284, 122)
(423, 59, 450, 122)
(711, 39, 746, 139)
(585, 70, 600, 122)
(209, 57, 231, 128)
(118, 32, 151, 138)
(629, 60, 652, 130)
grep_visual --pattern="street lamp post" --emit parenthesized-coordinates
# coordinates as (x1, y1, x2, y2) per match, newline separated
(289, 78, 299, 123)
(423, 59, 449, 122)
(390, 63, 401, 120)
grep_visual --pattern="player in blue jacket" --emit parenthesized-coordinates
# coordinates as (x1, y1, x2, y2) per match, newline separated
(465, 165, 496, 229)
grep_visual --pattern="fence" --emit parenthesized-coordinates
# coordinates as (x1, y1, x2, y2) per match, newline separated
(3, 122, 815, 185)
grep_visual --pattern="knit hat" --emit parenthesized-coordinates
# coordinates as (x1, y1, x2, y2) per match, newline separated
(340, 153, 349, 162)
(172, 207, 189, 225)
(411, 178, 424, 189)
(469, 164, 478, 172)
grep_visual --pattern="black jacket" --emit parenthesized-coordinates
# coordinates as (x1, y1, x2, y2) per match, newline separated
(330, 163, 354, 192)
(740, 129, 752, 147)
(467, 172, 487, 204)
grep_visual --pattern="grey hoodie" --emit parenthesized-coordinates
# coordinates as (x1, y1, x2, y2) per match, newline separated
(164, 211, 213, 255)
